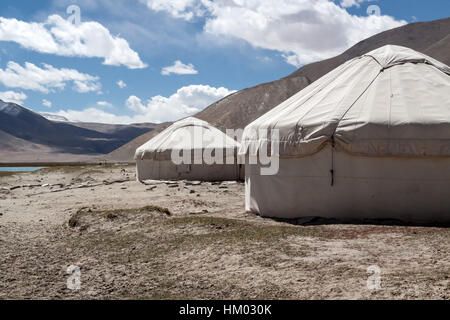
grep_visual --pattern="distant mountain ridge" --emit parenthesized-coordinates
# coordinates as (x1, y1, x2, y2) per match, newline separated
(287, 17, 450, 83)
(107, 18, 450, 162)
(0, 100, 156, 163)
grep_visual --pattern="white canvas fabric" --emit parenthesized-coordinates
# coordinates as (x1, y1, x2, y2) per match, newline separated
(240, 45, 450, 222)
(137, 160, 244, 182)
(135, 117, 243, 181)
(136, 117, 240, 161)
(245, 147, 450, 222)
(240, 45, 450, 158)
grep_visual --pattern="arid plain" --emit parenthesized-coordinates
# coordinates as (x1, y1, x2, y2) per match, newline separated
(0, 165, 448, 299)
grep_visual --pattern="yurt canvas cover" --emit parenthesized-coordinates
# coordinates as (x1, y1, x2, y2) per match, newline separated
(240, 45, 450, 223)
(135, 117, 243, 181)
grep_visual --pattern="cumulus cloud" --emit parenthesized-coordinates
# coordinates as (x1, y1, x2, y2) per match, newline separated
(97, 101, 113, 107)
(203, 0, 406, 66)
(42, 99, 52, 108)
(48, 84, 235, 124)
(141, 0, 204, 21)
(0, 15, 146, 69)
(161, 60, 198, 75)
(0, 90, 27, 104)
(125, 84, 235, 122)
(340, 0, 375, 8)
(48, 108, 139, 124)
(117, 80, 127, 88)
(0, 61, 101, 94)
(144, 0, 406, 66)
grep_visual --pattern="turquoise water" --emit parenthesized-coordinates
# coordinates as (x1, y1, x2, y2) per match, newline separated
(0, 167, 46, 172)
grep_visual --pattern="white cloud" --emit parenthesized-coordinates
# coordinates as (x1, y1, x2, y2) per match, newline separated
(0, 90, 27, 104)
(97, 101, 113, 108)
(161, 60, 198, 75)
(340, 0, 374, 8)
(48, 84, 235, 124)
(42, 99, 52, 108)
(144, 0, 406, 66)
(40, 112, 68, 122)
(0, 61, 101, 94)
(282, 54, 302, 69)
(48, 108, 139, 124)
(125, 85, 235, 122)
(0, 15, 146, 69)
(203, 0, 406, 66)
(141, 0, 204, 21)
(117, 80, 127, 88)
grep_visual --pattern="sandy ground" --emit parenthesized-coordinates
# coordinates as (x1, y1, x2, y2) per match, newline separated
(0, 165, 448, 300)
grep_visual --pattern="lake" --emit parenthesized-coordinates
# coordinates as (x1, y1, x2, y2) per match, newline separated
(0, 167, 47, 172)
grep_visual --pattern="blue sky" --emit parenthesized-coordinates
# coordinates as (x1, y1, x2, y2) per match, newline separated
(0, 0, 448, 124)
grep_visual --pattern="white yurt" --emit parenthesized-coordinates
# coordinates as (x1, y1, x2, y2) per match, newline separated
(135, 117, 243, 182)
(239, 45, 450, 223)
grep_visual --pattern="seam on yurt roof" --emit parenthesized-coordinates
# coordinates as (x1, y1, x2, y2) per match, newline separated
(349, 71, 373, 138)
(176, 124, 211, 131)
(268, 57, 361, 133)
(242, 136, 450, 144)
(363, 50, 450, 76)
(379, 59, 450, 76)
(332, 71, 382, 137)
(245, 56, 374, 156)
(363, 54, 382, 67)
(270, 57, 364, 135)
(326, 58, 382, 140)
(388, 68, 393, 132)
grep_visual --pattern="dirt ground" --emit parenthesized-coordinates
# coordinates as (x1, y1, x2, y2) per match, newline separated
(0, 165, 448, 300)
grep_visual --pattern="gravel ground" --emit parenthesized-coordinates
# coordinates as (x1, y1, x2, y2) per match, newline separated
(0, 165, 448, 299)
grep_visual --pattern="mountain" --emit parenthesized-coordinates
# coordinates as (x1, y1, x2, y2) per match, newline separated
(0, 129, 52, 153)
(0, 100, 156, 163)
(108, 18, 450, 162)
(196, 76, 311, 132)
(70, 122, 158, 135)
(40, 113, 69, 122)
(287, 17, 450, 82)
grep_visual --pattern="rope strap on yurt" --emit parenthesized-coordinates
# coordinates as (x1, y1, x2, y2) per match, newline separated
(330, 135, 335, 187)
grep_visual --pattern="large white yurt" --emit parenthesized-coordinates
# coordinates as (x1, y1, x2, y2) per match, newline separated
(239, 45, 450, 223)
(135, 117, 243, 182)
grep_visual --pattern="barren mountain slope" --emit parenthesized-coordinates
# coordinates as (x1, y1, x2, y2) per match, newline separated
(0, 101, 156, 163)
(289, 18, 450, 82)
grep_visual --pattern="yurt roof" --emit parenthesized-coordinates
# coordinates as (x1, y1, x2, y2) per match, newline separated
(135, 117, 240, 160)
(240, 45, 450, 158)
